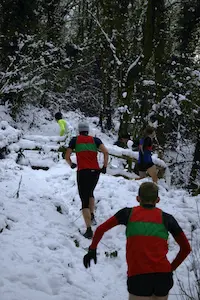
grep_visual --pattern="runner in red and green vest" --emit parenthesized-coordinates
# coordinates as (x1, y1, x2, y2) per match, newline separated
(83, 182, 191, 300)
(65, 122, 109, 239)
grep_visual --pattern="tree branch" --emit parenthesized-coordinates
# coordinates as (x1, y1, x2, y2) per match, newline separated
(86, 8, 122, 66)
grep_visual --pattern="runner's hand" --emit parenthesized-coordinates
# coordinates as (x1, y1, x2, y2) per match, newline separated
(101, 166, 107, 174)
(71, 163, 77, 169)
(83, 248, 97, 268)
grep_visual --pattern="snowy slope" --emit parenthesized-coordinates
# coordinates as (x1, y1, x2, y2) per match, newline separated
(0, 157, 199, 300)
(0, 106, 199, 300)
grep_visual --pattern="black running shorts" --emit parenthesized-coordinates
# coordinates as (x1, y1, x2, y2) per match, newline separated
(138, 162, 154, 172)
(127, 272, 173, 297)
(77, 169, 100, 209)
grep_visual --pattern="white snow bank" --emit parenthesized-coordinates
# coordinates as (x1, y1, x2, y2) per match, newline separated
(8, 139, 59, 153)
(23, 135, 66, 143)
(0, 121, 22, 148)
(0, 157, 198, 300)
(0, 105, 198, 300)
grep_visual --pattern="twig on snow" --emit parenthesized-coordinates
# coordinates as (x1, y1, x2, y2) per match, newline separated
(14, 175, 22, 199)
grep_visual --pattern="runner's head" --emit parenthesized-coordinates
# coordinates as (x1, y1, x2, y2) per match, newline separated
(55, 112, 62, 121)
(78, 121, 89, 135)
(120, 133, 130, 144)
(144, 126, 155, 138)
(137, 182, 160, 205)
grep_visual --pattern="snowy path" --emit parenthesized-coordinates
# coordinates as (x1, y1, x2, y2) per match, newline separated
(0, 107, 199, 300)
(0, 156, 199, 300)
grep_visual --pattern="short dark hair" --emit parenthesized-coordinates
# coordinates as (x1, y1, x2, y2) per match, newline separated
(55, 112, 62, 120)
(144, 126, 155, 136)
(79, 131, 88, 136)
(120, 134, 130, 140)
(138, 182, 158, 203)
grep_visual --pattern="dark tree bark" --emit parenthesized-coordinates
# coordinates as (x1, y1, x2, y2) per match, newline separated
(154, 0, 167, 103)
(189, 129, 200, 185)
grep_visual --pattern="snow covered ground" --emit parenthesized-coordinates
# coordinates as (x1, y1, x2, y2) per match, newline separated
(0, 106, 199, 300)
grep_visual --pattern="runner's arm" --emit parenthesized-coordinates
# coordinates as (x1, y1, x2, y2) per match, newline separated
(65, 137, 76, 167)
(58, 120, 66, 136)
(90, 216, 118, 249)
(164, 213, 191, 270)
(65, 148, 73, 166)
(99, 144, 109, 167)
(90, 208, 131, 249)
(171, 231, 191, 270)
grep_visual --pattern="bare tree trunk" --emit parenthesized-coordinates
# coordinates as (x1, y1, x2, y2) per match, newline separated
(142, 0, 155, 68)
(190, 132, 200, 186)
(119, 0, 156, 137)
(154, 0, 166, 103)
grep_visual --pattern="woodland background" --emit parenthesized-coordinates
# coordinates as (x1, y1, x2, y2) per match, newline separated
(0, 0, 200, 188)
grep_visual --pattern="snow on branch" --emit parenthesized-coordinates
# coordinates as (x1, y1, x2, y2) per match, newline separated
(0, 57, 16, 94)
(127, 55, 141, 77)
(87, 9, 122, 66)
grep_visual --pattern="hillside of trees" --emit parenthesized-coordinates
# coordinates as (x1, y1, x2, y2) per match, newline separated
(0, 0, 200, 189)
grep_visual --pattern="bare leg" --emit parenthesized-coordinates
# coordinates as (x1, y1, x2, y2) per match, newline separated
(82, 208, 91, 228)
(151, 295, 168, 300)
(89, 197, 95, 214)
(147, 165, 158, 183)
(129, 295, 150, 300)
(129, 295, 168, 300)
(135, 172, 147, 181)
(135, 177, 146, 181)
(135, 171, 147, 181)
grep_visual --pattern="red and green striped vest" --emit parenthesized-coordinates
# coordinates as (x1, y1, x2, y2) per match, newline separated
(75, 135, 100, 171)
(126, 206, 171, 277)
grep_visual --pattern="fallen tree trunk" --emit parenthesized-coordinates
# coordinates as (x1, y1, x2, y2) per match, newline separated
(9, 140, 166, 166)
(9, 141, 166, 178)
(23, 134, 67, 143)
